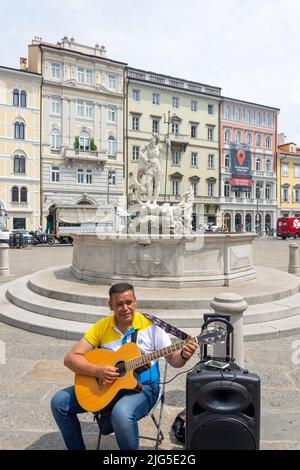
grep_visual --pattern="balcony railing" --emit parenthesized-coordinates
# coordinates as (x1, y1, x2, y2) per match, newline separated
(64, 148, 107, 164)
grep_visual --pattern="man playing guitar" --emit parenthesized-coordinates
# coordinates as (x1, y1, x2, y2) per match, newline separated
(51, 283, 198, 450)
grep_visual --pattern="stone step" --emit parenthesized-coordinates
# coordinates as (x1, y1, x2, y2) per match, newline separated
(6, 275, 300, 327)
(1, 280, 300, 341)
(28, 265, 300, 310)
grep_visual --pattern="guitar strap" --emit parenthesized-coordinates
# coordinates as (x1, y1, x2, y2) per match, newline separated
(142, 313, 188, 340)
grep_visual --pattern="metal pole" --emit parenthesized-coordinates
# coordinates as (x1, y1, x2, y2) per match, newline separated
(163, 111, 177, 203)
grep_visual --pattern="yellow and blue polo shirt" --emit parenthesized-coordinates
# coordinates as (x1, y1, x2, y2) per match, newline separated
(84, 311, 171, 384)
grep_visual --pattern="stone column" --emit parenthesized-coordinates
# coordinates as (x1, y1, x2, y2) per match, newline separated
(0, 243, 9, 276)
(288, 243, 300, 275)
(210, 293, 248, 367)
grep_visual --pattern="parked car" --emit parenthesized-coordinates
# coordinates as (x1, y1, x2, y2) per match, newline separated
(11, 229, 33, 244)
(0, 222, 11, 243)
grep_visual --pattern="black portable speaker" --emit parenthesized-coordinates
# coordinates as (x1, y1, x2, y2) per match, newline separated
(185, 317, 260, 450)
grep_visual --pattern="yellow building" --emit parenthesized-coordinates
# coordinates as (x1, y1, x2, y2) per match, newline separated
(278, 142, 300, 217)
(0, 63, 41, 230)
(125, 68, 221, 227)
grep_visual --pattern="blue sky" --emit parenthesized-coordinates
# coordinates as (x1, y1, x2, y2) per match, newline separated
(2, 0, 300, 142)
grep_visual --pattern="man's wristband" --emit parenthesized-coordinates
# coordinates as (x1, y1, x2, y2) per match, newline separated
(180, 350, 189, 361)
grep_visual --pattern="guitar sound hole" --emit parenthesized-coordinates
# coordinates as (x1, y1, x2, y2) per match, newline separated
(115, 361, 126, 377)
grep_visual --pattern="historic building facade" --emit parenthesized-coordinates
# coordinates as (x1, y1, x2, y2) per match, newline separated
(220, 97, 279, 234)
(125, 67, 222, 227)
(27, 36, 126, 229)
(277, 141, 300, 218)
(0, 64, 41, 230)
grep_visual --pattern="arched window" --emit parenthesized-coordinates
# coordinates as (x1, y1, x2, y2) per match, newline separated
(266, 159, 271, 172)
(107, 136, 116, 156)
(224, 213, 231, 231)
(245, 214, 252, 232)
(20, 90, 27, 108)
(20, 187, 27, 203)
(265, 214, 271, 234)
(256, 158, 261, 171)
(224, 154, 230, 168)
(265, 183, 271, 200)
(14, 121, 25, 140)
(256, 183, 263, 199)
(256, 134, 262, 147)
(79, 131, 90, 150)
(266, 135, 272, 149)
(224, 180, 230, 197)
(235, 213, 242, 231)
(51, 129, 61, 149)
(14, 155, 26, 174)
(13, 89, 19, 107)
(235, 130, 242, 144)
(12, 186, 19, 202)
(246, 132, 252, 146)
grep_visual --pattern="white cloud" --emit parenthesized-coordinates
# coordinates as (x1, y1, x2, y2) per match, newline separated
(0, 0, 299, 141)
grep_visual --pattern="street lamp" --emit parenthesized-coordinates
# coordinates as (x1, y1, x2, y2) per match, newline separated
(163, 111, 178, 202)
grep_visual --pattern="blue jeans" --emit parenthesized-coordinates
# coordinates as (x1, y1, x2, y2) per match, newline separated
(51, 383, 159, 450)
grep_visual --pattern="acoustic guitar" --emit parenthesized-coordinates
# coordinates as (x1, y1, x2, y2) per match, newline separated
(75, 327, 226, 412)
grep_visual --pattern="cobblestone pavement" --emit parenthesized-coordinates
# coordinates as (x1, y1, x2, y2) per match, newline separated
(0, 239, 299, 450)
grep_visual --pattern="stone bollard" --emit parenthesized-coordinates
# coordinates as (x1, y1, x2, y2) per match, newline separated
(288, 243, 300, 275)
(0, 243, 9, 276)
(210, 293, 248, 367)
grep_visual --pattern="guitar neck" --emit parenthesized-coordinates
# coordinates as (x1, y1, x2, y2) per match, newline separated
(125, 336, 198, 371)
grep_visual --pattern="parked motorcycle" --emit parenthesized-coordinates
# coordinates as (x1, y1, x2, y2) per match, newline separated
(31, 231, 55, 245)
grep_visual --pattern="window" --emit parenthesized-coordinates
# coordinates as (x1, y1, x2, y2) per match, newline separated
(13, 218, 26, 230)
(172, 151, 180, 165)
(191, 181, 198, 197)
(208, 154, 214, 168)
(132, 116, 139, 131)
(14, 122, 25, 140)
(12, 186, 19, 202)
(256, 159, 261, 171)
(266, 113, 272, 128)
(51, 97, 61, 114)
(77, 67, 85, 82)
(208, 182, 214, 197)
(86, 169, 92, 184)
(20, 187, 27, 203)
(224, 181, 230, 197)
(282, 163, 288, 176)
(256, 183, 262, 199)
(246, 110, 251, 123)
(235, 130, 242, 144)
(14, 155, 25, 174)
(265, 184, 271, 199)
(225, 154, 230, 168)
(77, 168, 84, 184)
(224, 129, 231, 143)
(256, 133, 262, 147)
(207, 127, 214, 140)
(51, 166, 60, 183)
(77, 100, 93, 119)
(191, 100, 197, 111)
(172, 97, 179, 108)
(13, 89, 19, 106)
(224, 105, 231, 120)
(208, 104, 214, 115)
(20, 91, 27, 108)
(77, 100, 84, 117)
(266, 136, 272, 150)
(171, 122, 179, 134)
(107, 136, 116, 156)
(132, 146, 140, 161)
(282, 187, 289, 202)
(266, 159, 272, 172)
(133, 89, 140, 101)
(152, 119, 159, 134)
(172, 180, 180, 196)
(153, 93, 160, 105)
(246, 132, 252, 146)
(108, 73, 117, 89)
(86, 69, 93, 85)
(190, 125, 197, 138)
(51, 130, 60, 149)
(256, 112, 262, 126)
(85, 102, 93, 119)
(236, 108, 242, 121)
(108, 107, 116, 123)
(295, 189, 300, 202)
(294, 165, 300, 178)
(109, 170, 116, 185)
(79, 132, 90, 150)
(51, 62, 61, 79)
(191, 152, 198, 167)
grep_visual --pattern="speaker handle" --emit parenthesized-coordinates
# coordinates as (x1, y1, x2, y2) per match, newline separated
(201, 315, 234, 361)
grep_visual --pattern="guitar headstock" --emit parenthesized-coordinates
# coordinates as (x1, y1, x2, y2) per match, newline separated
(197, 326, 227, 344)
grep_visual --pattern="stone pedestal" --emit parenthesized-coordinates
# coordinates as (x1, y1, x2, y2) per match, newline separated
(210, 293, 248, 367)
(0, 244, 9, 276)
(288, 243, 300, 275)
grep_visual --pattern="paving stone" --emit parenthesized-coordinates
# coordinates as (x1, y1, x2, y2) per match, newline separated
(23, 360, 73, 384)
(0, 359, 36, 382)
(262, 388, 300, 411)
(287, 366, 300, 387)
(261, 412, 300, 441)
(0, 381, 58, 403)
